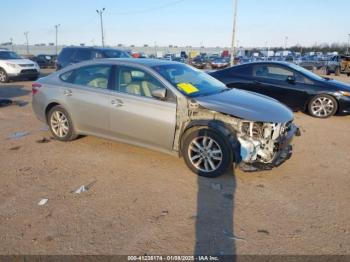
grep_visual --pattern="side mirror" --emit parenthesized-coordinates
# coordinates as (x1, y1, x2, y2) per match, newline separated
(151, 88, 167, 100)
(287, 75, 296, 84)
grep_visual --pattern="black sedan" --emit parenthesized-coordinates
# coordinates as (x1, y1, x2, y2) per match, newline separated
(210, 62, 350, 118)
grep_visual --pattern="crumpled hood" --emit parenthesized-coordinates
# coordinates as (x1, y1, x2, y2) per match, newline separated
(195, 89, 294, 123)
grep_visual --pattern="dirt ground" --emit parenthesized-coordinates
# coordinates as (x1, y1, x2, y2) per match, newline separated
(0, 70, 349, 255)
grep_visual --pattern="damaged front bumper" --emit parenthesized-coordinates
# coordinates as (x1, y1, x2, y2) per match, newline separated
(239, 124, 300, 172)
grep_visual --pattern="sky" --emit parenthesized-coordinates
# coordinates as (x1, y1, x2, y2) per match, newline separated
(1, 0, 350, 48)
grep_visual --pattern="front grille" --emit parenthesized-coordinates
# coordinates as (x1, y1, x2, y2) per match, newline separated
(20, 69, 38, 74)
(19, 64, 35, 67)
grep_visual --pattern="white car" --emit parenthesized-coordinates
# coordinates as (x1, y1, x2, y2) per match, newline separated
(0, 50, 40, 83)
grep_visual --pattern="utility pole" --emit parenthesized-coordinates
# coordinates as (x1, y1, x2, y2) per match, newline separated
(154, 41, 157, 57)
(55, 24, 60, 55)
(347, 34, 350, 54)
(230, 0, 238, 66)
(24, 31, 29, 55)
(10, 38, 14, 51)
(96, 8, 106, 47)
(284, 36, 288, 50)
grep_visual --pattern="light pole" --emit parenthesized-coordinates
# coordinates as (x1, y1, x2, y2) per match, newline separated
(230, 0, 238, 66)
(24, 31, 29, 55)
(154, 41, 157, 57)
(347, 34, 350, 54)
(284, 36, 288, 50)
(55, 24, 60, 55)
(96, 8, 106, 47)
(10, 38, 14, 51)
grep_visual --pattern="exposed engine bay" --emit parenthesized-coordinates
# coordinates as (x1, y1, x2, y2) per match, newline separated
(237, 121, 293, 164)
(174, 98, 299, 171)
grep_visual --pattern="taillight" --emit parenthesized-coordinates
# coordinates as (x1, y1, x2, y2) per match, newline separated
(32, 82, 42, 95)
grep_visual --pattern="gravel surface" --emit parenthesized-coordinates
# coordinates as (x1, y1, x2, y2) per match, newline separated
(0, 71, 349, 255)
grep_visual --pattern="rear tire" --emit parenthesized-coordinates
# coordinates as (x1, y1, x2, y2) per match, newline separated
(182, 127, 233, 178)
(308, 94, 338, 118)
(335, 67, 340, 76)
(0, 69, 9, 83)
(47, 105, 78, 141)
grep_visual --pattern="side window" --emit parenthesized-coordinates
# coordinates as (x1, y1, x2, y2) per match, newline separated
(253, 65, 293, 81)
(231, 66, 251, 76)
(294, 72, 313, 84)
(116, 66, 166, 98)
(92, 51, 103, 59)
(58, 49, 75, 61)
(74, 49, 92, 61)
(61, 65, 111, 89)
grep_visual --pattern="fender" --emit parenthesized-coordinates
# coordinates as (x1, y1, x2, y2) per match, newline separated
(180, 119, 241, 163)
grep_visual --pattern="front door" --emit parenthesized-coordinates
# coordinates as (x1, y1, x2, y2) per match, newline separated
(251, 64, 309, 110)
(108, 66, 177, 151)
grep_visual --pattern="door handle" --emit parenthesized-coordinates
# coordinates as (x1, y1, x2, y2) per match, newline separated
(111, 99, 124, 107)
(64, 89, 72, 96)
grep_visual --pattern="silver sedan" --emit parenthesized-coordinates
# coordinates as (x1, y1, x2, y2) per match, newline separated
(32, 59, 298, 177)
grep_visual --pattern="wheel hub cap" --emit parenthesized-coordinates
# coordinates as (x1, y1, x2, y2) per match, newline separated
(188, 136, 223, 173)
(311, 97, 334, 117)
(50, 111, 69, 137)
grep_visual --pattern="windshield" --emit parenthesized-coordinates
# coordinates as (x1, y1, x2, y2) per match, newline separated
(103, 50, 130, 58)
(288, 63, 324, 81)
(0, 51, 21, 60)
(152, 63, 228, 97)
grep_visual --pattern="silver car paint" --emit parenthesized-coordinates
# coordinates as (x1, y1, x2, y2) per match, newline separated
(33, 60, 184, 154)
(32, 59, 296, 161)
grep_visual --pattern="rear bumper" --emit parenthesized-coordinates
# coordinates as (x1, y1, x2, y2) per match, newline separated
(239, 124, 299, 172)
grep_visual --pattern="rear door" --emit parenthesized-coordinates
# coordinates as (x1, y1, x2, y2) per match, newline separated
(59, 64, 112, 135)
(108, 65, 177, 151)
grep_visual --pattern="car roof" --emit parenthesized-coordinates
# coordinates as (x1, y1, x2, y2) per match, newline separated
(105, 58, 182, 67)
(234, 61, 292, 67)
(65, 58, 183, 69)
(62, 46, 126, 52)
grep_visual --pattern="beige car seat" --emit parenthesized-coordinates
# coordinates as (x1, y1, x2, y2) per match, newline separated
(122, 71, 142, 95)
(141, 81, 152, 97)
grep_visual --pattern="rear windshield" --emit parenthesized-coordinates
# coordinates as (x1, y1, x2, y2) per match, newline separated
(0, 51, 21, 60)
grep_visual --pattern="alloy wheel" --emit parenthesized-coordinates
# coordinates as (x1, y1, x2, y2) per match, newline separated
(0, 71, 6, 82)
(188, 136, 223, 173)
(310, 97, 335, 117)
(50, 111, 69, 138)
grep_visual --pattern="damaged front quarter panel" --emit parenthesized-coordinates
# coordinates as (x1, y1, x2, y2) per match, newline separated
(173, 96, 299, 172)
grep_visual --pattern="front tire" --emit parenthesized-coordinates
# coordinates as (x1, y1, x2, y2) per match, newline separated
(182, 127, 233, 178)
(0, 69, 9, 83)
(308, 94, 338, 118)
(48, 105, 78, 141)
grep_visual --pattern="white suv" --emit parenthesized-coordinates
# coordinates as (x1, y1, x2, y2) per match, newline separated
(0, 50, 40, 83)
